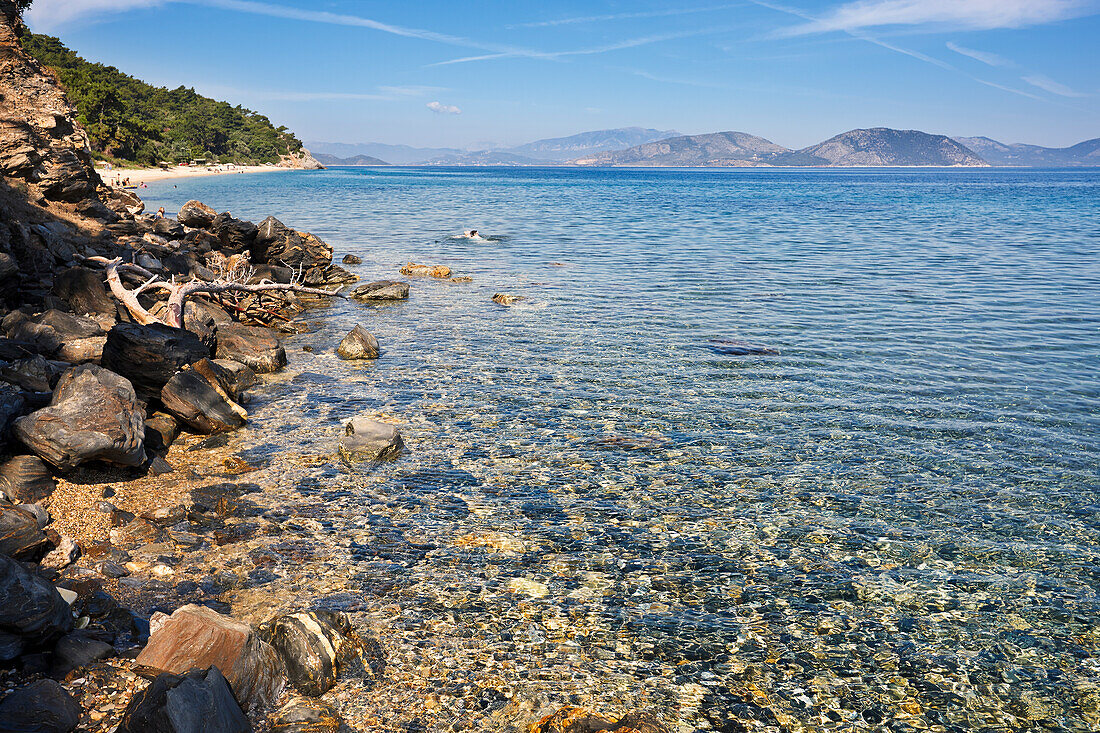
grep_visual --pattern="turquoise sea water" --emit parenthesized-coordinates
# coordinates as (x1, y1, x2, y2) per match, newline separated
(143, 168, 1100, 731)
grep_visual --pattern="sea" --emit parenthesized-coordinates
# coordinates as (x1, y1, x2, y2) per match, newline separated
(141, 167, 1100, 732)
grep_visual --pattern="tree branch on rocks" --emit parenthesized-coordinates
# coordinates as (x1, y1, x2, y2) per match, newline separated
(82, 256, 344, 329)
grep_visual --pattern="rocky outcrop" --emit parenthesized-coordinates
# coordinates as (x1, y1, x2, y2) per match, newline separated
(0, 554, 73, 661)
(279, 147, 325, 171)
(336, 325, 378, 360)
(177, 200, 217, 228)
(116, 667, 250, 733)
(13, 364, 146, 472)
(349, 280, 408, 301)
(338, 417, 403, 462)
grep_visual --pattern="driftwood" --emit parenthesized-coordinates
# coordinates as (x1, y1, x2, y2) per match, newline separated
(82, 256, 343, 329)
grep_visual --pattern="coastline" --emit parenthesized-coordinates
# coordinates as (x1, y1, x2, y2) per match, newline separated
(94, 163, 304, 184)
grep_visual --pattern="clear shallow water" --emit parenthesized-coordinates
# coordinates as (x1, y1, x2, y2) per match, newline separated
(144, 168, 1100, 731)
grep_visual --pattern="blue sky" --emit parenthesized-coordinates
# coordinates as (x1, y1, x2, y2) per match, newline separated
(24, 0, 1100, 149)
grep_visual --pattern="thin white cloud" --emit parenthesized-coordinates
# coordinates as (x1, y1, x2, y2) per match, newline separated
(427, 101, 461, 115)
(945, 41, 1013, 67)
(777, 0, 1094, 36)
(181, 82, 436, 103)
(1022, 73, 1088, 97)
(24, 0, 164, 30)
(511, 4, 739, 28)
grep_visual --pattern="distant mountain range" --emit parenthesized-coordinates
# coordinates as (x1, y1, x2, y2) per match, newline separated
(310, 127, 1100, 168)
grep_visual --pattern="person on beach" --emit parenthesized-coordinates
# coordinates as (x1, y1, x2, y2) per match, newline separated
(154, 206, 165, 220)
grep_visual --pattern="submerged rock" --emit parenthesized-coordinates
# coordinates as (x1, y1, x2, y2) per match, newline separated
(116, 667, 249, 733)
(492, 293, 525, 306)
(348, 280, 409, 301)
(101, 322, 210, 396)
(338, 417, 403, 462)
(530, 707, 670, 733)
(215, 323, 287, 374)
(0, 555, 72, 662)
(340, 254, 362, 265)
(270, 697, 342, 733)
(0, 679, 81, 733)
(13, 364, 146, 472)
(336, 325, 379, 360)
(135, 604, 284, 711)
(259, 610, 380, 697)
(399, 262, 451, 278)
(707, 338, 779, 356)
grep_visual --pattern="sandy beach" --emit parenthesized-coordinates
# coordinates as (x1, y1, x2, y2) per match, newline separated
(95, 163, 300, 185)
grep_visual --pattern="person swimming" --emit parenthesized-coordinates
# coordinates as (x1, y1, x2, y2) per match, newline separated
(463, 229, 479, 238)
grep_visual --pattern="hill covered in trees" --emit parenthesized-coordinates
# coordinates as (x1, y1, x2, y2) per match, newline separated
(19, 31, 304, 165)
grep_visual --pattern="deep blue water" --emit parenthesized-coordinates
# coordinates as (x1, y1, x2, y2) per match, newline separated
(144, 167, 1100, 731)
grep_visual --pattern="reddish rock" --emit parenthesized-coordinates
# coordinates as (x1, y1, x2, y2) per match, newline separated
(529, 707, 669, 733)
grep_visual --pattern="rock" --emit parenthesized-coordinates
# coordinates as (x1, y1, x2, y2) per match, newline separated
(109, 518, 160, 546)
(135, 604, 285, 711)
(40, 535, 79, 570)
(0, 679, 81, 733)
(4, 310, 103, 358)
(301, 264, 356, 287)
(399, 262, 451, 278)
(247, 264, 294, 284)
(177, 200, 217, 229)
(215, 323, 287, 374)
(160, 370, 246, 434)
(210, 213, 258, 255)
(259, 610, 377, 697)
(0, 383, 26, 446)
(144, 412, 181, 452)
(492, 293, 525, 306)
(0, 555, 72, 661)
(102, 323, 211, 396)
(0, 504, 49, 558)
(0, 355, 63, 392)
(707, 338, 779, 356)
(152, 218, 186, 240)
(348, 280, 409, 301)
(252, 217, 332, 269)
(116, 667, 250, 733)
(270, 697, 342, 733)
(13, 364, 146, 472)
(449, 275, 473, 283)
(55, 336, 106, 364)
(211, 360, 259, 394)
(53, 267, 117, 318)
(0, 455, 57, 504)
(336, 325, 379, 360)
(338, 417, 403, 462)
(51, 630, 114, 678)
(530, 707, 670, 733)
(340, 254, 362, 265)
(141, 504, 187, 525)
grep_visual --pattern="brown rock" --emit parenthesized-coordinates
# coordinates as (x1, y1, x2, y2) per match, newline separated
(215, 322, 287, 374)
(0, 454, 57, 503)
(160, 369, 246, 434)
(335, 325, 379, 360)
(0, 504, 49, 559)
(492, 293, 526, 306)
(271, 697, 342, 733)
(177, 200, 217, 228)
(399, 262, 451, 278)
(529, 707, 669, 733)
(348, 280, 409, 301)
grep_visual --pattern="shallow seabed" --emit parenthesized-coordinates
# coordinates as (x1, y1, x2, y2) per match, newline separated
(143, 168, 1100, 732)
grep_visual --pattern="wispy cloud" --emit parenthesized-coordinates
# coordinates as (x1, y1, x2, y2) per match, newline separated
(945, 41, 1013, 67)
(775, 0, 1094, 37)
(510, 4, 739, 28)
(24, 0, 164, 30)
(181, 83, 438, 103)
(427, 101, 461, 115)
(1022, 73, 1089, 97)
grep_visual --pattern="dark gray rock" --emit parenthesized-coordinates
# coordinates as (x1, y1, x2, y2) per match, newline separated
(215, 323, 286, 374)
(177, 201, 217, 229)
(0, 679, 81, 733)
(13, 364, 146, 472)
(160, 371, 246, 435)
(0, 455, 57, 504)
(3, 310, 103, 358)
(252, 217, 332, 269)
(0, 555, 73, 662)
(260, 610, 378, 697)
(348, 280, 409, 301)
(0, 383, 27, 447)
(0, 355, 64, 393)
(211, 360, 258, 394)
(338, 417, 403, 462)
(340, 254, 362, 265)
(301, 264, 356, 287)
(51, 630, 115, 678)
(153, 218, 185, 240)
(210, 214, 258, 255)
(116, 667, 250, 733)
(336, 325, 379, 360)
(101, 322, 210, 396)
(0, 504, 49, 558)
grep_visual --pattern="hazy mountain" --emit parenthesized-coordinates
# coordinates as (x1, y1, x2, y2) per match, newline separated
(306, 141, 464, 165)
(416, 151, 545, 166)
(503, 127, 680, 161)
(801, 128, 986, 166)
(313, 152, 388, 166)
(953, 136, 1100, 166)
(572, 131, 790, 166)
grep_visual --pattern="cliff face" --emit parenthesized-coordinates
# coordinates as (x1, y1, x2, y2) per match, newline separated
(0, 1, 101, 202)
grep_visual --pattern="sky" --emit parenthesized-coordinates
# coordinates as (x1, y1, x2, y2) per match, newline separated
(23, 0, 1100, 150)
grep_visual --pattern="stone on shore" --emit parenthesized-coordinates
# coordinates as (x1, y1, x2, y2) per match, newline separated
(52, 266, 118, 318)
(341, 254, 362, 265)
(0, 384, 26, 447)
(51, 630, 115, 678)
(338, 417, 403, 462)
(153, 218, 185, 240)
(0, 679, 81, 733)
(260, 610, 378, 697)
(253, 217, 333, 269)
(336, 325, 379, 360)
(0, 504, 49, 558)
(400, 262, 451, 278)
(144, 412, 181, 452)
(0, 355, 64, 392)
(13, 364, 146, 472)
(161, 370, 246, 434)
(135, 604, 284, 711)
(530, 707, 670, 733)
(0, 455, 57, 504)
(302, 264, 357, 287)
(0, 555, 73, 661)
(177, 200, 217, 229)
(215, 323, 287, 374)
(348, 280, 409, 301)
(40, 535, 79, 570)
(492, 293, 525, 306)
(211, 360, 259, 394)
(271, 697, 342, 733)
(102, 323, 211, 396)
(116, 667, 250, 733)
(210, 213, 258, 255)
(3, 310, 104, 358)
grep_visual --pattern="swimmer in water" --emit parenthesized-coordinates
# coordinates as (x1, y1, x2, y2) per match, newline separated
(463, 229, 479, 238)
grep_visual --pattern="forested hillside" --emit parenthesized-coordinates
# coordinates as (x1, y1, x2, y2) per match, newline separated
(19, 31, 303, 165)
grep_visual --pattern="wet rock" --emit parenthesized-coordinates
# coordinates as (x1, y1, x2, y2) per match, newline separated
(0, 504, 48, 558)
(13, 364, 146, 472)
(116, 667, 249, 733)
(492, 293, 525, 306)
(301, 263, 356, 287)
(177, 200, 217, 229)
(52, 266, 118, 318)
(348, 280, 409, 301)
(0, 679, 81, 733)
(400, 262, 451, 278)
(340, 254, 362, 265)
(270, 697, 342, 733)
(259, 610, 378, 697)
(0, 555, 72, 661)
(145, 412, 181, 452)
(530, 707, 670, 733)
(51, 630, 115, 678)
(707, 338, 779, 356)
(215, 323, 287, 374)
(211, 359, 259, 394)
(0, 455, 56, 504)
(161, 370, 246, 435)
(253, 217, 332, 269)
(210, 213, 258, 255)
(135, 604, 284, 711)
(40, 535, 79, 570)
(338, 417, 404, 462)
(101, 323, 210, 396)
(336, 325, 379, 360)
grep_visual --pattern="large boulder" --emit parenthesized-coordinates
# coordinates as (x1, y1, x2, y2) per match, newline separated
(52, 266, 117, 318)
(177, 201, 217, 229)
(0, 384, 26, 448)
(0, 455, 57, 504)
(135, 604, 284, 712)
(160, 370, 246, 435)
(0, 555, 73, 662)
(116, 667, 249, 733)
(349, 280, 409, 301)
(210, 214, 258, 255)
(252, 217, 332, 269)
(102, 323, 210, 396)
(336, 325, 378, 360)
(153, 218, 186, 240)
(259, 610, 379, 697)
(0, 679, 81, 733)
(13, 364, 146, 472)
(0, 505, 49, 558)
(338, 417, 403, 462)
(215, 323, 286, 374)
